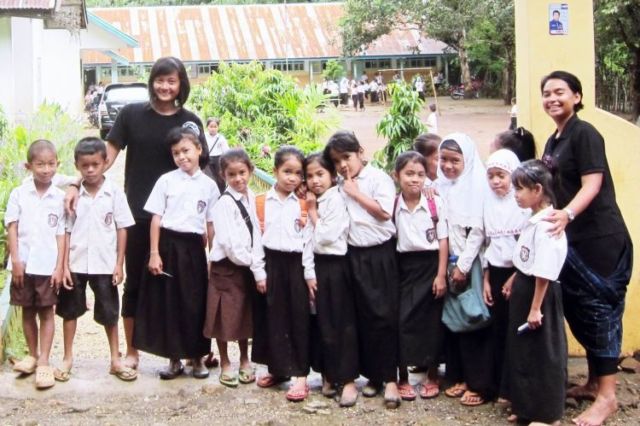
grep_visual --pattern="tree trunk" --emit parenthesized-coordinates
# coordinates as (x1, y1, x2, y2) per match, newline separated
(502, 50, 515, 105)
(458, 28, 472, 89)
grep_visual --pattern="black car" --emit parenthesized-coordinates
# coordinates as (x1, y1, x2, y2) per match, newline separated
(98, 82, 148, 139)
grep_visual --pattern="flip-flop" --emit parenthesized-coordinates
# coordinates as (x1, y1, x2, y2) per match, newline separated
(35, 366, 55, 389)
(13, 356, 37, 375)
(256, 374, 288, 388)
(445, 383, 467, 398)
(286, 384, 309, 402)
(398, 383, 417, 401)
(238, 367, 255, 384)
(460, 390, 485, 406)
(53, 367, 72, 382)
(219, 371, 239, 388)
(419, 382, 440, 399)
(110, 366, 138, 382)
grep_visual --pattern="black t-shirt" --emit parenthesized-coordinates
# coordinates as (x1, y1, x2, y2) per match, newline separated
(543, 114, 627, 243)
(107, 102, 208, 219)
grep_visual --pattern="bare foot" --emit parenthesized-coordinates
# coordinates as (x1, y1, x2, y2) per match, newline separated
(567, 383, 598, 401)
(572, 394, 617, 426)
(123, 353, 139, 370)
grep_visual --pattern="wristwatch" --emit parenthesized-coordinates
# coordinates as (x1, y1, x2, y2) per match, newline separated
(563, 207, 575, 222)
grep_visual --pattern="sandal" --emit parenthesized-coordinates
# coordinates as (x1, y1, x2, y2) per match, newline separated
(110, 366, 138, 382)
(286, 384, 309, 402)
(238, 367, 255, 384)
(419, 382, 440, 399)
(35, 366, 55, 389)
(219, 371, 239, 388)
(460, 390, 485, 406)
(256, 374, 288, 388)
(445, 383, 467, 398)
(13, 356, 37, 375)
(53, 367, 72, 382)
(398, 383, 417, 401)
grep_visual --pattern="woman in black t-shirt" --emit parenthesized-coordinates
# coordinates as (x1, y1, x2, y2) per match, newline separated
(541, 71, 632, 426)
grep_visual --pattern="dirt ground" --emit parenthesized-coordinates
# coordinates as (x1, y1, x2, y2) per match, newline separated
(1, 98, 639, 425)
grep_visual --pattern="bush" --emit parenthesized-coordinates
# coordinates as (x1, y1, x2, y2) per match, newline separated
(188, 62, 338, 172)
(322, 59, 345, 82)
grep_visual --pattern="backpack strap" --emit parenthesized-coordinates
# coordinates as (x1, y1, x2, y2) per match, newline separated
(426, 197, 439, 224)
(255, 193, 266, 234)
(391, 194, 400, 224)
(222, 192, 253, 245)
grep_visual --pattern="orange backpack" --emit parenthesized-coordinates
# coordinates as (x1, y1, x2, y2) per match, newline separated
(255, 193, 308, 234)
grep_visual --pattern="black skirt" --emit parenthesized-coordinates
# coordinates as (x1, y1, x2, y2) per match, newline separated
(398, 250, 444, 368)
(348, 239, 399, 383)
(310, 253, 359, 383)
(133, 228, 211, 359)
(251, 248, 310, 377)
(445, 325, 494, 398)
(504, 272, 567, 424)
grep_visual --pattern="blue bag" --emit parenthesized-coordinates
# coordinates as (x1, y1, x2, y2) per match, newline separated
(442, 257, 491, 332)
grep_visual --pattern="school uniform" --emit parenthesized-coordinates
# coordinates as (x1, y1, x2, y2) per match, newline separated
(204, 187, 264, 342)
(504, 206, 568, 424)
(57, 178, 135, 326)
(309, 186, 359, 384)
(133, 168, 219, 359)
(251, 188, 314, 378)
(341, 164, 398, 383)
(5, 179, 65, 308)
(205, 132, 229, 193)
(395, 194, 448, 369)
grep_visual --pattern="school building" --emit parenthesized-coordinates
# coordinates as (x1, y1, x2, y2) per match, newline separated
(81, 2, 452, 90)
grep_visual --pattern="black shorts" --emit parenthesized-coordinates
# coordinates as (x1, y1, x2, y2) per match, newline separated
(57, 274, 119, 326)
(10, 274, 57, 308)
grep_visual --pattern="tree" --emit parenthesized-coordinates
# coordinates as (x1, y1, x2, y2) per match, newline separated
(322, 59, 345, 81)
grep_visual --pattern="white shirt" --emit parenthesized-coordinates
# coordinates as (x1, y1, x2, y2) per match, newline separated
(144, 169, 220, 234)
(341, 164, 396, 247)
(426, 112, 438, 134)
(357, 84, 368, 94)
(512, 206, 568, 281)
(261, 188, 315, 280)
(448, 224, 484, 275)
(415, 80, 425, 92)
(208, 187, 266, 281)
(206, 133, 229, 157)
(369, 81, 379, 91)
(339, 78, 349, 94)
(67, 177, 135, 274)
(5, 180, 66, 275)
(395, 194, 448, 252)
(312, 186, 349, 255)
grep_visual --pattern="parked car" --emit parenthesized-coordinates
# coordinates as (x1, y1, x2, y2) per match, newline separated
(98, 82, 148, 139)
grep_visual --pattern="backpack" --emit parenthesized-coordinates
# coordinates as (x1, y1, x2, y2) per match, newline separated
(392, 194, 439, 225)
(255, 193, 308, 234)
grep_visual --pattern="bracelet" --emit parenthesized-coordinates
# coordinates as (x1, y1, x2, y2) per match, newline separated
(563, 207, 575, 222)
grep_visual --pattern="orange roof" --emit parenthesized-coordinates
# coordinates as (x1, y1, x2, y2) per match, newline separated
(82, 3, 448, 64)
(0, 0, 56, 11)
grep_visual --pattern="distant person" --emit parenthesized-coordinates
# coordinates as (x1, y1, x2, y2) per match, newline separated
(350, 78, 359, 111)
(509, 97, 518, 130)
(549, 10, 564, 34)
(205, 117, 230, 193)
(426, 103, 438, 134)
(415, 76, 426, 101)
(339, 76, 350, 106)
(357, 81, 367, 111)
(328, 80, 340, 107)
(369, 79, 379, 103)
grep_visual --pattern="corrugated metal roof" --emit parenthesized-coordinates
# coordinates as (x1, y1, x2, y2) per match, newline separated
(0, 0, 56, 10)
(82, 3, 448, 64)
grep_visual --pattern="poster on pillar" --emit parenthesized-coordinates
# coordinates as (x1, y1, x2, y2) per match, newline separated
(548, 3, 568, 35)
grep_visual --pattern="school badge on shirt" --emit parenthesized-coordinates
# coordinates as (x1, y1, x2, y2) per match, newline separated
(104, 212, 113, 226)
(197, 200, 206, 214)
(47, 213, 59, 228)
(426, 228, 436, 243)
(520, 246, 530, 262)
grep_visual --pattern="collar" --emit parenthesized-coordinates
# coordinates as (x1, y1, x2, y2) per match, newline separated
(529, 205, 554, 224)
(225, 186, 248, 202)
(554, 113, 580, 140)
(317, 186, 338, 203)
(266, 186, 298, 202)
(26, 178, 56, 198)
(399, 193, 427, 213)
(354, 163, 371, 180)
(80, 176, 112, 197)
(177, 168, 203, 180)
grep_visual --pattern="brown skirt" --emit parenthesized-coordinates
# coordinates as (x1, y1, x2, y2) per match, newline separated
(203, 257, 254, 341)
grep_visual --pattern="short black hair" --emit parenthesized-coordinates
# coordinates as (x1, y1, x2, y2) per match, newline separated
(305, 152, 336, 177)
(74, 137, 107, 162)
(27, 139, 56, 163)
(395, 151, 428, 174)
(541, 70, 584, 112)
(274, 145, 305, 169)
(413, 133, 442, 157)
(512, 159, 556, 205)
(494, 127, 537, 162)
(148, 56, 190, 107)
(166, 126, 200, 149)
(220, 148, 254, 176)
(322, 130, 362, 165)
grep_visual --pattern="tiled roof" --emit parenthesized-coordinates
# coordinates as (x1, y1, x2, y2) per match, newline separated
(0, 0, 56, 10)
(82, 3, 448, 64)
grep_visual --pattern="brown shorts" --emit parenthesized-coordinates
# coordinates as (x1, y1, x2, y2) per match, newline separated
(10, 274, 58, 308)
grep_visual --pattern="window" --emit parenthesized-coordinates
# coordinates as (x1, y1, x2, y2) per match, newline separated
(197, 63, 218, 75)
(407, 57, 437, 68)
(364, 59, 391, 70)
(272, 61, 304, 71)
(117, 66, 136, 77)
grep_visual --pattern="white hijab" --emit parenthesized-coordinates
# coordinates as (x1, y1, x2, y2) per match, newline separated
(483, 149, 530, 237)
(437, 133, 488, 228)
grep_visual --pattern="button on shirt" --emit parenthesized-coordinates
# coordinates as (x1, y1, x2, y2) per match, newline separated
(395, 194, 448, 252)
(261, 188, 315, 280)
(512, 206, 568, 281)
(341, 164, 396, 247)
(4, 180, 65, 275)
(144, 169, 220, 234)
(209, 187, 266, 281)
(313, 186, 349, 255)
(67, 178, 135, 274)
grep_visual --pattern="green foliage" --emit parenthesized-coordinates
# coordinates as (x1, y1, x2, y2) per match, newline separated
(0, 103, 80, 262)
(322, 59, 345, 82)
(0, 105, 8, 140)
(188, 62, 338, 172)
(374, 82, 425, 171)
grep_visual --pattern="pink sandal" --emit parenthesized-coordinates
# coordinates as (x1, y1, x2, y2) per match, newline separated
(286, 384, 309, 402)
(398, 383, 417, 401)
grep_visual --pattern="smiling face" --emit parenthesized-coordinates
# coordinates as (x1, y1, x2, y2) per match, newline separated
(171, 137, 202, 175)
(76, 153, 107, 188)
(397, 160, 427, 198)
(26, 149, 58, 186)
(542, 78, 581, 124)
(223, 160, 251, 194)
(274, 155, 303, 195)
(439, 148, 464, 180)
(487, 167, 511, 197)
(207, 120, 219, 136)
(305, 161, 333, 197)
(328, 148, 364, 179)
(153, 71, 180, 105)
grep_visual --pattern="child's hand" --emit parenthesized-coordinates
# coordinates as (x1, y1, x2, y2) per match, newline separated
(305, 191, 317, 211)
(148, 253, 163, 275)
(342, 171, 360, 198)
(502, 275, 515, 300)
(256, 279, 267, 294)
(483, 279, 493, 306)
(11, 261, 25, 288)
(64, 185, 80, 216)
(51, 267, 63, 290)
(432, 274, 446, 299)
(527, 308, 543, 329)
(62, 268, 74, 290)
(421, 186, 438, 200)
(450, 266, 466, 285)
(112, 265, 124, 285)
(306, 279, 318, 301)
(295, 184, 307, 200)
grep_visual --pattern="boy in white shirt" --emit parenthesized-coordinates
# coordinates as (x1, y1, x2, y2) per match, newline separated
(6, 139, 66, 389)
(56, 137, 136, 382)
